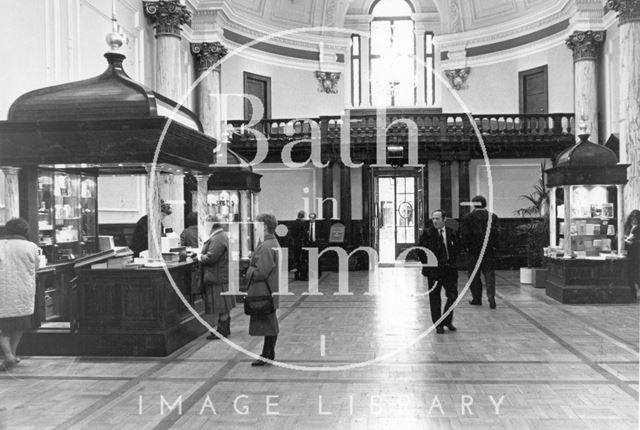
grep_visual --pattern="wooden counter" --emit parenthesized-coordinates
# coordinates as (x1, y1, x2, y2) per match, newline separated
(545, 256, 636, 304)
(20, 261, 207, 357)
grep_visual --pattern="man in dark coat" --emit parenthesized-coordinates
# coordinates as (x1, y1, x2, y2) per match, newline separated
(289, 210, 309, 280)
(460, 195, 500, 308)
(418, 209, 460, 334)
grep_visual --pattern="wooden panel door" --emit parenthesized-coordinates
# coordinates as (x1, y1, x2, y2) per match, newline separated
(519, 65, 548, 114)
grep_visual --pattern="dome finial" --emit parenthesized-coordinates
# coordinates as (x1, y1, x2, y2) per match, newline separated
(105, 0, 125, 52)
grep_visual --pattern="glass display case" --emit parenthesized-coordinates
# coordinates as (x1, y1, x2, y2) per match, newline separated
(37, 169, 98, 263)
(551, 185, 619, 257)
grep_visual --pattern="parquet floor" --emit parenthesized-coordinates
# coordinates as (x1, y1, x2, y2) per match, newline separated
(1, 269, 638, 430)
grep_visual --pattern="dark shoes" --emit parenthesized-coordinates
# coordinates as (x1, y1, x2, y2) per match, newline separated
(489, 298, 496, 309)
(445, 324, 457, 331)
(469, 300, 482, 306)
(207, 318, 231, 340)
(436, 327, 445, 334)
(0, 358, 18, 372)
(251, 355, 274, 366)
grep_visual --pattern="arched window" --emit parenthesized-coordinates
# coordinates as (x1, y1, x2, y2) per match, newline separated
(369, 0, 415, 106)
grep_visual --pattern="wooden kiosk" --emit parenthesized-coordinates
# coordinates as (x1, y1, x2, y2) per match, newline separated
(544, 130, 635, 304)
(0, 46, 247, 355)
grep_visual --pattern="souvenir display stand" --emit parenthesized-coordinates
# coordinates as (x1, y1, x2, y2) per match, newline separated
(544, 132, 634, 304)
(0, 49, 245, 356)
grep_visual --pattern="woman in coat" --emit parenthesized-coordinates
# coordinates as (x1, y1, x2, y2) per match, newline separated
(247, 213, 280, 366)
(198, 215, 235, 339)
(624, 210, 640, 290)
(0, 218, 40, 371)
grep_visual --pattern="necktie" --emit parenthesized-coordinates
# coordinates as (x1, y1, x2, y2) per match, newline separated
(440, 229, 449, 261)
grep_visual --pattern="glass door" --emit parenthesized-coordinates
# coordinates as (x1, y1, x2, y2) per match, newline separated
(373, 170, 420, 263)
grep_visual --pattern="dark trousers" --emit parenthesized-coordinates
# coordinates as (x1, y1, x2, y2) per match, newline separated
(467, 254, 496, 302)
(628, 249, 639, 289)
(261, 335, 277, 359)
(428, 266, 458, 327)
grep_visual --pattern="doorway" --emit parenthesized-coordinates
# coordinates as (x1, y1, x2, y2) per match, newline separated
(519, 65, 548, 114)
(243, 72, 271, 124)
(372, 168, 424, 263)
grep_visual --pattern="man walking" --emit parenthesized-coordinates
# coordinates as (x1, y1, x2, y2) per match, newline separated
(419, 209, 460, 334)
(289, 210, 309, 280)
(460, 195, 499, 309)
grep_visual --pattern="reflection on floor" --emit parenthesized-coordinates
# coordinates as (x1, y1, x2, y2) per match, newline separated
(1, 270, 638, 429)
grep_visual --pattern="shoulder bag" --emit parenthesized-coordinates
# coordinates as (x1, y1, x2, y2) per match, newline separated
(244, 270, 275, 316)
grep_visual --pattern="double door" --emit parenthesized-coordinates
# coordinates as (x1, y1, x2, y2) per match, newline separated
(371, 168, 424, 263)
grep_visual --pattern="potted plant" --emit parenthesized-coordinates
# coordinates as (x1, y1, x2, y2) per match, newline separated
(515, 163, 550, 287)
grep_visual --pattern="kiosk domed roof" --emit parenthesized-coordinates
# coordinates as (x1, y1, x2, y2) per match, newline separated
(8, 52, 162, 122)
(555, 133, 618, 168)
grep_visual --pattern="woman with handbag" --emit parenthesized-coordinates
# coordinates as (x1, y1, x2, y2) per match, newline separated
(198, 215, 235, 340)
(246, 213, 280, 366)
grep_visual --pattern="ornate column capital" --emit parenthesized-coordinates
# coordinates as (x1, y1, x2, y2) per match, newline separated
(143, 1, 191, 39)
(444, 67, 470, 90)
(607, 0, 640, 24)
(565, 30, 606, 61)
(190, 42, 228, 71)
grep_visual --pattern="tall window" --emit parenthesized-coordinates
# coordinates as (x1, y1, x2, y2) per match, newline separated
(424, 32, 435, 106)
(370, 0, 415, 106)
(351, 34, 361, 107)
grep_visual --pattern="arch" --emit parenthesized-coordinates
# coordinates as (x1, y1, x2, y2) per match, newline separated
(368, 0, 415, 15)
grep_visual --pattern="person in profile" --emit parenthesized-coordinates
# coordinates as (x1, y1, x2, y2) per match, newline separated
(418, 209, 460, 334)
(180, 212, 199, 248)
(129, 200, 172, 257)
(289, 210, 308, 280)
(198, 214, 234, 339)
(460, 195, 500, 309)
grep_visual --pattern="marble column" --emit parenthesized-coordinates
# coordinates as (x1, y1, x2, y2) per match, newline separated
(608, 0, 640, 215)
(565, 30, 605, 143)
(440, 160, 452, 217)
(143, 1, 191, 101)
(191, 42, 228, 140)
(0, 167, 20, 223)
(195, 174, 209, 247)
(144, 163, 164, 264)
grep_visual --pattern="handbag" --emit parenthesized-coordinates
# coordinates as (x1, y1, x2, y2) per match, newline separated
(191, 260, 205, 295)
(244, 271, 275, 316)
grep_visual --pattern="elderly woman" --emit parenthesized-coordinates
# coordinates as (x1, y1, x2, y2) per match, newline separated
(199, 215, 235, 339)
(0, 218, 40, 371)
(624, 210, 640, 290)
(247, 213, 280, 366)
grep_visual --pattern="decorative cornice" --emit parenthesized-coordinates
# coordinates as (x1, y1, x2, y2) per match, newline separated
(143, 1, 192, 39)
(444, 68, 470, 90)
(315, 71, 340, 94)
(607, 0, 640, 24)
(565, 30, 605, 61)
(191, 42, 227, 71)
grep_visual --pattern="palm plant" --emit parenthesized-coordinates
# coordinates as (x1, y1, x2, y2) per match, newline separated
(515, 162, 550, 268)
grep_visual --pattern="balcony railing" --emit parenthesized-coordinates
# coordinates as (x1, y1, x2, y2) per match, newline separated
(226, 113, 575, 162)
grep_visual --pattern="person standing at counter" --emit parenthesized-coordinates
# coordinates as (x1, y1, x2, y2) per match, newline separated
(198, 215, 234, 340)
(289, 210, 308, 281)
(0, 218, 39, 372)
(129, 200, 172, 257)
(180, 212, 199, 248)
(624, 210, 640, 290)
(247, 213, 280, 366)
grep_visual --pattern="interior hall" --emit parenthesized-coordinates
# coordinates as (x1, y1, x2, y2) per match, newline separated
(0, 0, 638, 429)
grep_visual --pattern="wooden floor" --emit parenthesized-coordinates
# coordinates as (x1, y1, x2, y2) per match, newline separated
(1, 269, 638, 430)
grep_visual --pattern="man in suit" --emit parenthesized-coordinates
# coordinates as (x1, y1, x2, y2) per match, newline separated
(289, 210, 309, 280)
(460, 195, 500, 309)
(419, 209, 460, 334)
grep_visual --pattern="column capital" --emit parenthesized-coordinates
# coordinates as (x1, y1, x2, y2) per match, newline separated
(607, 0, 640, 24)
(565, 30, 605, 61)
(190, 42, 228, 71)
(0, 166, 21, 175)
(143, 1, 191, 39)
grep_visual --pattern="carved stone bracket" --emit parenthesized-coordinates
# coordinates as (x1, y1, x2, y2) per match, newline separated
(565, 30, 606, 62)
(191, 42, 228, 71)
(607, 0, 640, 24)
(143, 1, 192, 39)
(444, 67, 470, 90)
(315, 71, 340, 94)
